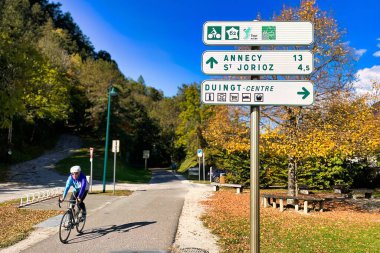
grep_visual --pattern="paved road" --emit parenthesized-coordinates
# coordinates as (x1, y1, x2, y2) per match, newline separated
(21, 169, 188, 253)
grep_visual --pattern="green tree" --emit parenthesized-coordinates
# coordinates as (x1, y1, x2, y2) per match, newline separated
(150, 97, 181, 164)
(77, 58, 125, 131)
(175, 83, 212, 170)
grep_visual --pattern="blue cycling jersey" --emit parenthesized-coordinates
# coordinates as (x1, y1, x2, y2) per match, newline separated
(62, 172, 89, 199)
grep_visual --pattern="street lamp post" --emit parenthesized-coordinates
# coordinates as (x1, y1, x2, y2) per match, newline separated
(102, 86, 118, 192)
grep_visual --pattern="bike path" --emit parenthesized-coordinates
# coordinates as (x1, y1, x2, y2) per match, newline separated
(17, 170, 188, 253)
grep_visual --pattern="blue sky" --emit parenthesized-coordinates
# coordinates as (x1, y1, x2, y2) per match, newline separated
(56, 0, 379, 97)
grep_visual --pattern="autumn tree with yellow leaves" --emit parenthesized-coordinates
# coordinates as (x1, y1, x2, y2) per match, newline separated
(262, 89, 380, 190)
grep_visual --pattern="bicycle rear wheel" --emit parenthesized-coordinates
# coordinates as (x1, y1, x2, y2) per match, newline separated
(76, 209, 86, 233)
(59, 211, 72, 243)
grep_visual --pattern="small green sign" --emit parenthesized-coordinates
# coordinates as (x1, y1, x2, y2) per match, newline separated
(207, 26, 222, 40)
(225, 26, 239, 40)
(262, 26, 276, 40)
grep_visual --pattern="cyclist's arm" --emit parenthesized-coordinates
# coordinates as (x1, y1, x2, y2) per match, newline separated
(77, 174, 87, 199)
(62, 176, 73, 200)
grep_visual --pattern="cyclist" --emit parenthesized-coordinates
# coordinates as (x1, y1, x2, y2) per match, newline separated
(59, 165, 89, 218)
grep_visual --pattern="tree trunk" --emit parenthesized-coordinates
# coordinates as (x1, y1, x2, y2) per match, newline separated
(6, 119, 13, 162)
(287, 156, 296, 204)
(7, 120, 12, 145)
(30, 120, 37, 143)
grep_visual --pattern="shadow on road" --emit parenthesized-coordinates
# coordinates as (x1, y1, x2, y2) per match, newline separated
(65, 221, 157, 244)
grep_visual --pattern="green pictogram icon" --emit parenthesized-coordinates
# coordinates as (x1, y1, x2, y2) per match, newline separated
(243, 27, 251, 39)
(225, 26, 239, 40)
(206, 57, 218, 69)
(207, 26, 222, 40)
(262, 26, 276, 40)
(297, 87, 310, 99)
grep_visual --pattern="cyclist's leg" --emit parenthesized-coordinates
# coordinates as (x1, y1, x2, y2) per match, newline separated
(79, 190, 88, 216)
(70, 191, 76, 202)
(71, 191, 82, 216)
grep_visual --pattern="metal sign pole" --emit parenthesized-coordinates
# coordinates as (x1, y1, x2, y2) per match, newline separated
(90, 148, 93, 192)
(251, 43, 260, 253)
(203, 152, 205, 181)
(90, 159, 93, 192)
(198, 157, 201, 181)
(113, 149, 116, 195)
(251, 106, 260, 253)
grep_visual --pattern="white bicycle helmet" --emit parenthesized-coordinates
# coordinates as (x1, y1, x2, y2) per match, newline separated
(70, 165, 81, 173)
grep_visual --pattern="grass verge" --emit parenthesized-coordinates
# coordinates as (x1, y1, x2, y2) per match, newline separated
(202, 189, 380, 253)
(190, 180, 211, 184)
(0, 200, 62, 249)
(54, 136, 151, 183)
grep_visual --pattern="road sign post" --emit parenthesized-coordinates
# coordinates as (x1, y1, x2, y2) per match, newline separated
(112, 140, 120, 195)
(143, 150, 150, 170)
(251, 105, 260, 253)
(89, 147, 94, 192)
(202, 152, 206, 181)
(197, 149, 203, 181)
(198, 157, 200, 181)
(202, 20, 314, 253)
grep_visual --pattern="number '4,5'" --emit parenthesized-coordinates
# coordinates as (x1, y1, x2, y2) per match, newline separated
(293, 54, 303, 61)
(298, 64, 310, 71)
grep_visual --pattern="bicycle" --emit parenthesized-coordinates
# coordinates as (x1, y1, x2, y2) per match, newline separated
(58, 198, 86, 243)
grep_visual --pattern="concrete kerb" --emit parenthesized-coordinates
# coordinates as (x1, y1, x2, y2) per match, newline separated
(0, 181, 150, 204)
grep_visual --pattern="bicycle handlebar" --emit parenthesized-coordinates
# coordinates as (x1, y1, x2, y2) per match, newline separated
(58, 199, 77, 208)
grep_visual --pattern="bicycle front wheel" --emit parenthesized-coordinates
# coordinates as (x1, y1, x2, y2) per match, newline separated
(76, 209, 86, 233)
(59, 211, 72, 243)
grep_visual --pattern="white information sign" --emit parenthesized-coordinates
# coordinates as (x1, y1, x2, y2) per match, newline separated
(112, 140, 120, 153)
(201, 80, 314, 106)
(143, 150, 150, 159)
(203, 21, 313, 45)
(197, 149, 203, 158)
(89, 147, 94, 162)
(202, 50, 313, 75)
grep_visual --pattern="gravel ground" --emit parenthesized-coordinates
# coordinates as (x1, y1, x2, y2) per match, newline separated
(173, 182, 220, 253)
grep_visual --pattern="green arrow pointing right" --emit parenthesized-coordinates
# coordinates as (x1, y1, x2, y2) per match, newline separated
(206, 57, 218, 69)
(297, 87, 310, 100)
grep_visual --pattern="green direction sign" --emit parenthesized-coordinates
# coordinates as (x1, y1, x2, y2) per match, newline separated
(202, 50, 313, 75)
(203, 21, 313, 45)
(201, 80, 314, 106)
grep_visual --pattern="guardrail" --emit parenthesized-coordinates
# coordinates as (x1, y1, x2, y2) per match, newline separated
(19, 187, 64, 207)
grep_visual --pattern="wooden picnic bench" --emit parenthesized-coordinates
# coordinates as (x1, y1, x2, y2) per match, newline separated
(351, 188, 374, 199)
(298, 185, 310, 195)
(262, 194, 325, 214)
(332, 184, 350, 194)
(211, 182, 244, 194)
